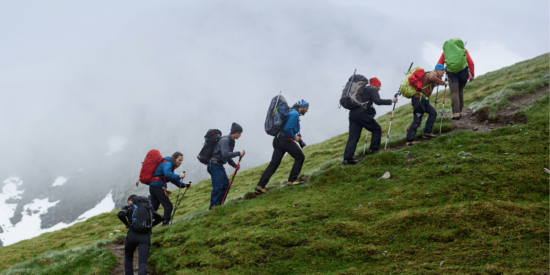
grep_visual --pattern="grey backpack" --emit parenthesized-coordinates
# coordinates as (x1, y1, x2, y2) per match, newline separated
(340, 72, 368, 110)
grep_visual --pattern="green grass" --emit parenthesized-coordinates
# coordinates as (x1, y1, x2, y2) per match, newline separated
(0, 235, 123, 275)
(0, 53, 548, 274)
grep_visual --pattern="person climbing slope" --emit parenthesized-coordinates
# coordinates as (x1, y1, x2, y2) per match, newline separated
(208, 123, 245, 209)
(343, 77, 395, 165)
(255, 100, 309, 194)
(405, 64, 447, 146)
(118, 195, 163, 275)
(437, 38, 475, 120)
(149, 151, 191, 225)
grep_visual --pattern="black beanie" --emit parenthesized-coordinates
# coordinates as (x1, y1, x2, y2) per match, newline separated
(230, 122, 243, 134)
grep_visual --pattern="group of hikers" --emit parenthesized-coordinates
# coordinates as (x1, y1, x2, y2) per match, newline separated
(117, 38, 474, 274)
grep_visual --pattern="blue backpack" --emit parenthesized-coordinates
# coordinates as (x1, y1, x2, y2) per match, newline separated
(130, 196, 153, 233)
(264, 93, 290, 136)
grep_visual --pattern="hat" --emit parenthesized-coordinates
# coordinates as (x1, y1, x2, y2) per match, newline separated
(230, 122, 243, 134)
(369, 77, 381, 87)
(435, 64, 446, 71)
(296, 99, 309, 108)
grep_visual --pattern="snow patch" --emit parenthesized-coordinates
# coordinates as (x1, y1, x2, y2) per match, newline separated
(52, 176, 67, 187)
(0, 186, 115, 246)
(106, 136, 127, 156)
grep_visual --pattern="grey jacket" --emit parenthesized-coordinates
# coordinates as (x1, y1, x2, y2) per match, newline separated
(211, 135, 239, 167)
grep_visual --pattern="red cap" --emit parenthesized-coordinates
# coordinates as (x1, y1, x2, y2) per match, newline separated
(370, 77, 381, 87)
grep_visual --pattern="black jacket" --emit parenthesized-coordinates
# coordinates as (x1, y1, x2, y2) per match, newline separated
(355, 86, 392, 115)
(117, 204, 163, 228)
(211, 135, 239, 167)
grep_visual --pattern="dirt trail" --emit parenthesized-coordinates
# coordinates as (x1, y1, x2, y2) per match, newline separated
(353, 86, 548, 161)
(103, 236, 155, 275)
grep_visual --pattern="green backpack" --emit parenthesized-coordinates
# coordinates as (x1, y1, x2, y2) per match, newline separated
(400, 67, 423, 99)
(443, 38, 467, 73)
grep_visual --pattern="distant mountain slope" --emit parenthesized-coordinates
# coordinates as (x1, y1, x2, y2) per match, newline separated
(0, 53, 548, 274)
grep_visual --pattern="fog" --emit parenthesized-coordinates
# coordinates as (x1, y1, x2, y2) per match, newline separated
(0, 0, 548, 184)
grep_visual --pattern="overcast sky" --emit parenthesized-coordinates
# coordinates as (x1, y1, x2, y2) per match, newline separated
(0, 0, 548, 180)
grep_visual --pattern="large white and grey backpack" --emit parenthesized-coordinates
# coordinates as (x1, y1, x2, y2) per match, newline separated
(264, 93, 290, 136)
(339, 71, 369, 110)
(130, 196, 154, 233)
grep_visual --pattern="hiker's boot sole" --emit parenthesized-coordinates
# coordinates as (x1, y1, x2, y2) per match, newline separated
(287, 181, 304, 186)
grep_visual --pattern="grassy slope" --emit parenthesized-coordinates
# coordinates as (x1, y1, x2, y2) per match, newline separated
(0, 53, 548, 275)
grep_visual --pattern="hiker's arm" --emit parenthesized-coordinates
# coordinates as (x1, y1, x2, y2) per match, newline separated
(152, 211, 163, 227)
(371, 90, 392, 105)
(220, 139, 240, 161)
(437, 52, 445, 65)
(228, 158, 237, 168)
(428, 73, 446, 86)
(117, 205, 131, 226)
(161, 161, 181, 183)
(283, 112, 299, 139)
(466, 50, 475, 78)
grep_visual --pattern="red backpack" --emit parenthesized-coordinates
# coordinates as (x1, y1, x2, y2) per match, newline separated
(138, 150, 166, 185)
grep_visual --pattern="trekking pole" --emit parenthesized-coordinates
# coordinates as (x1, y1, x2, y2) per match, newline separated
(170, 182, 190, 224)
(434, 85, 439, 109)
(221, 156, 243, 205)
(169, 171, 185, 222)
(439, 77, 448, 134)
(384, 62, 413, 150)
(361, 131, 369, 156)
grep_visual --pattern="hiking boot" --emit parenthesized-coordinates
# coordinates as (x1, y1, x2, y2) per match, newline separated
(287, 181, 304, 186)
(368, 149, 379, 155)
(343, 159, 359, 165)
(254, 186, 268, 195)
(406, 141, 416, 146)
(452, 113, 461, 120)
(422, 133, 438, 139)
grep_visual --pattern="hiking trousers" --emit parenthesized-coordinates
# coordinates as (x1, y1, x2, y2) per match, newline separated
(257, 135, 305, 188)
(125, 228, 151, 275)
(406, 97, 437, 141)
(448, 67, 469, 113)
(207, 163, 229, 209)
(149, 186, 173, 225)
(343, 108, 382, 160)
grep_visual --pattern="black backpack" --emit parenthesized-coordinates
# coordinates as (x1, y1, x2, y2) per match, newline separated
(197, 129, 222, 164)
(130, 196, 153, 233)
(340, 73, 369, 110)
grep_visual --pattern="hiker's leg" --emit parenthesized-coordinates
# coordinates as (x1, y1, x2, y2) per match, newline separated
(124, 230, 139, 275)
(148, 186, 161, 211)
(208, 164, 226, 208)
(157, 191, 173, 225)
(257, 137, 287, 188)
(282, 139, 305, 182)
(406, 97, 424, 141)
(423, 100, 438, 134)
(448, 72, 461, 114)
(343, 111, 363, 159)
(457, 68, 469, 112)
(353, 112, 382, 150)
(136, 232, 151, 275)
(219, 166, 230, 205)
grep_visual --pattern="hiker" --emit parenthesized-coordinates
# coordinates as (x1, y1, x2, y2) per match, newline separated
(149, 151, 191, 225)
(255, 100, 309, 194)
(208, 123, 245, 209)
(118, 194, 163, 275)
(405, 64, 447, 146)
(437, 38, 475, 120)
(343, 77, 395, 165)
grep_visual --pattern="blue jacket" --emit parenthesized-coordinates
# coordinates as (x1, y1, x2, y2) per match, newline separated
(150, 157, 186, 188)
(280, 109, 300, 139)
(211, 135, 239, 167)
